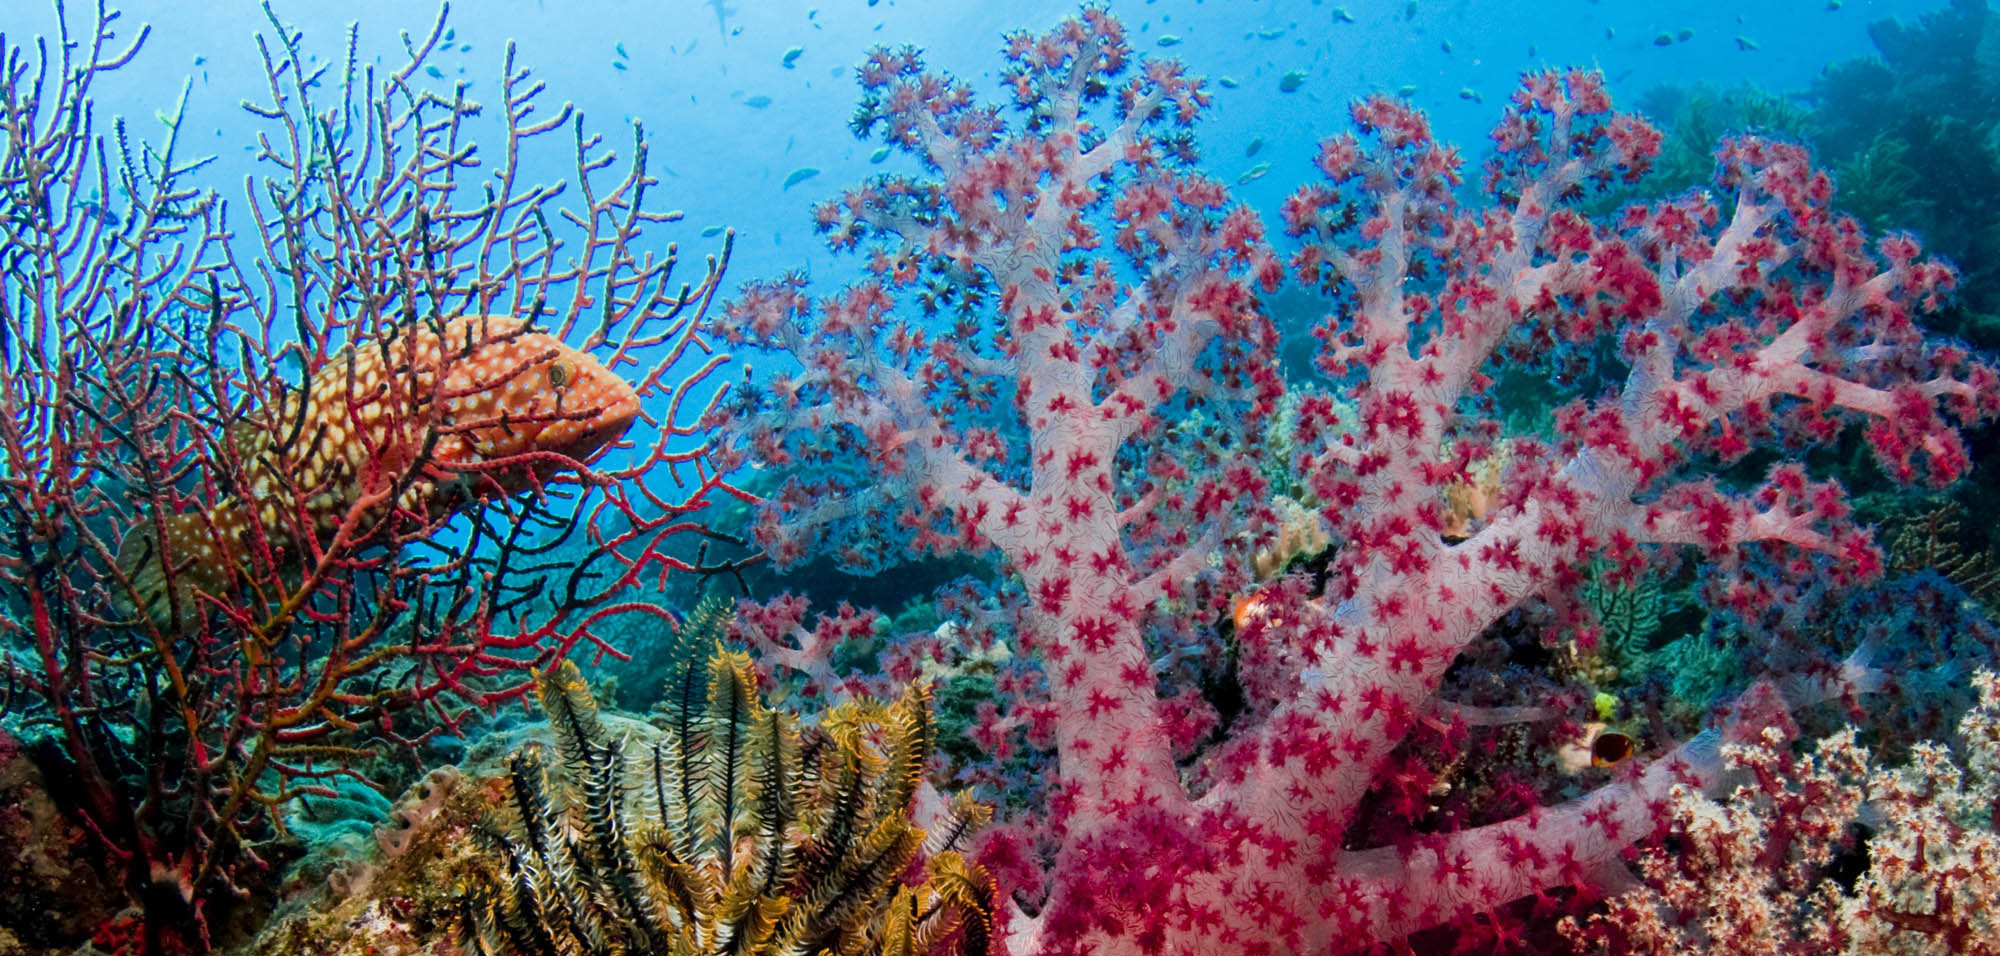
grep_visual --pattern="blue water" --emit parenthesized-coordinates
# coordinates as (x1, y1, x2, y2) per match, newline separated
(7, 0, 1994, 950)
(78, 0, 1940, 294)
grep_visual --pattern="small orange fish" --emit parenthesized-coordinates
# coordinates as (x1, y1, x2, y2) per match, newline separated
(116, 315, 639, 626)
(1231, 593, 1267, 632)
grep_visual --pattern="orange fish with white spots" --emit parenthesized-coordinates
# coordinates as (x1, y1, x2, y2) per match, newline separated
(116, 314, 640, 627)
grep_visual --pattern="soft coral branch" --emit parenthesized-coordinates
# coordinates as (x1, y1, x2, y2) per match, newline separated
(717, 13, 1996, 956)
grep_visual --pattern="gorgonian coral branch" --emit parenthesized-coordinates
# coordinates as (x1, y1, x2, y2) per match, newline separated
(0, 3, 737, 948)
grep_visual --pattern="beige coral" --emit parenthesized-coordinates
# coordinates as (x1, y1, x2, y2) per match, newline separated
(1249, 495, 1330, 581)
(1563, 672, 2000, 955)
(1441, 440, 1511, 541)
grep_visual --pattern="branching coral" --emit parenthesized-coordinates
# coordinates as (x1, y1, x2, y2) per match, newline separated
(1564, 671, 2000, 954)
(709, 7, 1998, 952)
(1889, 503, 2000, 607)
(0, 2, 738, 948)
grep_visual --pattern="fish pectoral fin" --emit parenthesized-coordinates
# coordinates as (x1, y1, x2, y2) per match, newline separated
(112, 520, 176, 625)
(111, 512, 227, 629)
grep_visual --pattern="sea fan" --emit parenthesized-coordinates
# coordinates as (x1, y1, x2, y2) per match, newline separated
(458, 617, 994, 956)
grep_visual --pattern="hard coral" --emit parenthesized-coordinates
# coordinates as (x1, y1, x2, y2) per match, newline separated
(245, 767, 494, 956)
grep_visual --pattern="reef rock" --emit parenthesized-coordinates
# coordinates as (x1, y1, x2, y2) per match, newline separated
(239, 714, 665, 955)
(0, 729, 118, 954)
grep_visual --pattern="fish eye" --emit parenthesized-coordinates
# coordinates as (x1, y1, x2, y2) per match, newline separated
(548, 360, 571, 388)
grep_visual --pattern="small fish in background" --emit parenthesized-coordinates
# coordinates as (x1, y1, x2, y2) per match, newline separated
(1440, 39, 1452, 54)
(1736, 35, 1759, 51)
(743, 94, 773, 108)
(74, 198, 119, 228)
(1458, 87, 1481, 103)
(1237, 162, 1270, 185)
(782, 45, 803, 68)
(1156, 34, 1181, 47)
(425, 65, 444, 79)
(1404, 0, 1417, 20)
(1677, 27, 1695, 42)
(1591, 731, 1638, 768)
(701, 225, 725, 237)
(1218, 75, 1240, 88)
(782, 167, 819, 190)
(1230, 593, 1269, 633)
(1245, 135, 1264, 157)
(1556, 724, 1641, 774)
(1279, 69, 1306, 92)
(1332, 6, 1355, 24)
(869, 146, 891, 163)
(1397, 84, 1418, 97)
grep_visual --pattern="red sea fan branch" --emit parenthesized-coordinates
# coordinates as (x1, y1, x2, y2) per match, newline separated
(0, 5, 740, 950)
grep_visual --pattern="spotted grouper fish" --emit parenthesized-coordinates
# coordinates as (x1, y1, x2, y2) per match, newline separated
(116, 314, 641, 627)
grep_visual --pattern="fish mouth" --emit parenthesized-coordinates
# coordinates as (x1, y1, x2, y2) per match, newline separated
(597, 391, 641, 436)
(565, 397, 641, 460)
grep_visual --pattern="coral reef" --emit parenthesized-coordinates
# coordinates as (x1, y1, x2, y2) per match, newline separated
(0, 2, 737, 948)
(244, 601, 990, 956)
(710, 9, 1997, 954)
(1806, 1, 2000, 341)
(1, 0, 1996, 953)
(245, 766, 490, 956)
(1564, 670, 2000, 954)
(1888, 503, 2000, 607)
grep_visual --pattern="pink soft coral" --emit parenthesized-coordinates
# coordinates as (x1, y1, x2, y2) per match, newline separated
(709, 10, 1998, 954)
